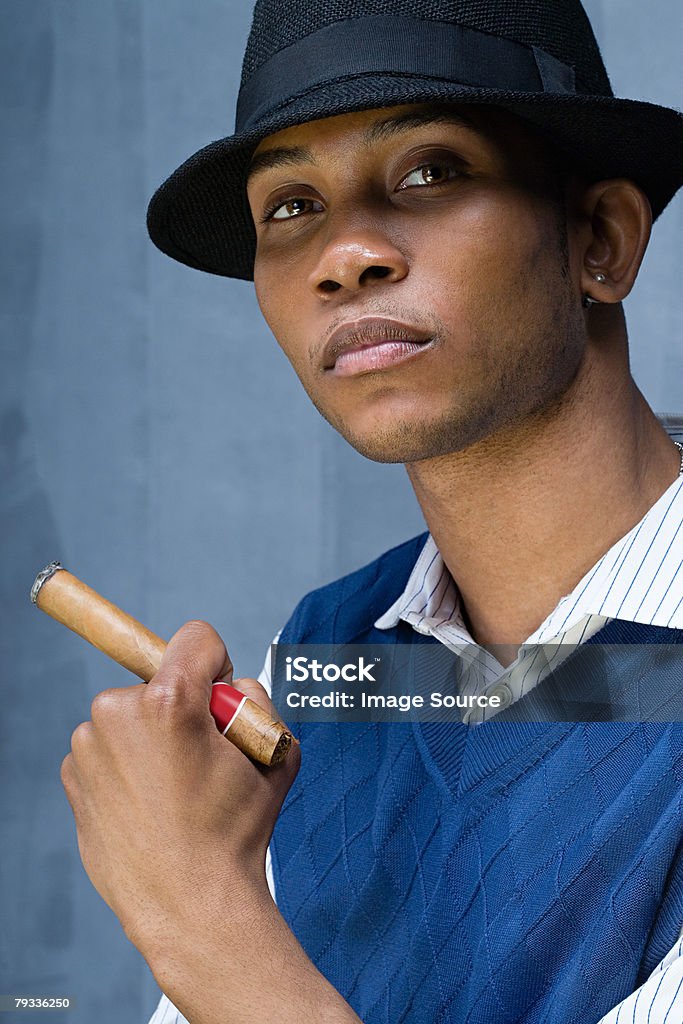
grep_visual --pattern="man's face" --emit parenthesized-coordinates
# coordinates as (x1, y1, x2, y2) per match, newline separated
(247, 102, 587, 463)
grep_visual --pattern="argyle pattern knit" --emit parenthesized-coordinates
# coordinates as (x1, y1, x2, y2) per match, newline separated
(270, 533, 683, 1024)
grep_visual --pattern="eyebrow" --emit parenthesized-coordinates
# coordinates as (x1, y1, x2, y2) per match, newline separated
(247, 145, 314, 181)
(365, 108, 479, 142)
(246, 109, 481, 183)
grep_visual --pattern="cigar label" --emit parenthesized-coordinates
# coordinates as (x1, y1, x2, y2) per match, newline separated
(31, 562, 292, 767)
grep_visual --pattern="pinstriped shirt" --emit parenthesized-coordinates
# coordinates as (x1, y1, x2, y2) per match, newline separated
(148, 429, 683, 1024)
(373, 460, 683, 725)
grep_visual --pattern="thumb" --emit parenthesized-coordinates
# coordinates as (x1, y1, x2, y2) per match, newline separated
(144, 621, 234, 733)
(154, 620, 233, 706)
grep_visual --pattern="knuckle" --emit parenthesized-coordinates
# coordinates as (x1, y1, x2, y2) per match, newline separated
(90, 688, 121, 723)
(146, 682, 182, 709)
(60, 752, 77, 793)
(70, 720, 93, 751)
(144, 683, 197, 723)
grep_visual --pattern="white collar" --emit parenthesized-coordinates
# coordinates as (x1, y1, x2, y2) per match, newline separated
(375, 471, 683, 642)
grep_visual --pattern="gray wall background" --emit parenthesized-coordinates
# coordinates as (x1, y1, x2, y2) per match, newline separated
(1, 2, 681, 1022)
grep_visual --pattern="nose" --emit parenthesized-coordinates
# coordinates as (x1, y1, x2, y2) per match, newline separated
(308, 230, 409, 297)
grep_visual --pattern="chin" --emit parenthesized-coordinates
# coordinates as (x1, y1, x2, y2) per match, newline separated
(308, 383, 508, 463)
(335, 416, 486, 464)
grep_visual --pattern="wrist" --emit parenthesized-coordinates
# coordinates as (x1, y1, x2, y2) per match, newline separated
(138, 865, 273, 968)
(141, 883, 363, 1024)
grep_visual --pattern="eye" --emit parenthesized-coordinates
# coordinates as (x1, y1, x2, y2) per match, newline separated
(397, 162, 462, 189)
(262, 197, 323, 222)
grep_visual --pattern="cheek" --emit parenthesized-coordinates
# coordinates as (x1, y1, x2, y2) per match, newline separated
(253, 259, 281, 329)
(407, 193, 547, 303)
(254, 262, 292, 338)
(432, 200, 563, 333)
(253, 263, 311, 376)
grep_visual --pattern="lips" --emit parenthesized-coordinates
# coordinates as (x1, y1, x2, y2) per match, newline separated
(322, 318, 433, 374)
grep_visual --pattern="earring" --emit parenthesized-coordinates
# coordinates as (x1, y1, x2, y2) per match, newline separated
(582, 272, 607, 308)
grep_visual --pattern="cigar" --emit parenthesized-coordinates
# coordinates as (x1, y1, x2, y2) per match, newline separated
(30, 562, 292, 767)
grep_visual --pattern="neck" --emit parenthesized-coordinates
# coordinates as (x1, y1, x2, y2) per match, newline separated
(405, 312, 680, 662)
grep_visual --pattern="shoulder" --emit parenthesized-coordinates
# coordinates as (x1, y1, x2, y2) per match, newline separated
(279, 531, 429, 644)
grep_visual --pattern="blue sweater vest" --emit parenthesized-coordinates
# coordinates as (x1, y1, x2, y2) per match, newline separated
(270, 533, 683, 1023)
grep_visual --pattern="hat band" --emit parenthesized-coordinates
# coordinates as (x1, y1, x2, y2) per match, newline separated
(236, 16, 577, 131)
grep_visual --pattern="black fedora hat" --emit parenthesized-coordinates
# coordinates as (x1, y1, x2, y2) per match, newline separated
(146, 0, 683, 282)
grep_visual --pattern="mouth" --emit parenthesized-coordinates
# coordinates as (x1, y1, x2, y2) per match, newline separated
(322, 318, 434, 377)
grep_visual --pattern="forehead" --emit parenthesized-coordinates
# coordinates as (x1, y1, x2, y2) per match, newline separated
(247, 102, 535, 180)
(254, 103, 485, 146)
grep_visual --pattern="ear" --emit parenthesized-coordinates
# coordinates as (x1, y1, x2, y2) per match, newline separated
(578, 179, 652, 304)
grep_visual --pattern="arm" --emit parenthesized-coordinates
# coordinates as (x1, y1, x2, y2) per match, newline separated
(62, 621, 361, 1024)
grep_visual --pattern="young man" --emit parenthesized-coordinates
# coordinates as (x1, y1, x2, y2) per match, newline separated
(60, 1, 683, 1021)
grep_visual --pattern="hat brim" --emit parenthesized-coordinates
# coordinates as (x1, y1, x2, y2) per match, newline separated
(146, 76, 683, 280)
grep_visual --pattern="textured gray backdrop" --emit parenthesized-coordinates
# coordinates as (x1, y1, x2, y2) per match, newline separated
(1, 2, 681, 1021)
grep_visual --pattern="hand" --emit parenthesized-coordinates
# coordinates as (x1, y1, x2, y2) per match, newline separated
(60, 620, 300, 956)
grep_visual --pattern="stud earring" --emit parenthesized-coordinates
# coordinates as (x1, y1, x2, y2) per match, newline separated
(582, 272, 607, 308)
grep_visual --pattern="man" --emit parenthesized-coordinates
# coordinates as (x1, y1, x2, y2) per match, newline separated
(60, 1, 683, 1021)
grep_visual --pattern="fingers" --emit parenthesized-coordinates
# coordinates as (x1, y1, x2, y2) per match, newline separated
(60, 750, 78, 806)
(60, 719, 96, 814)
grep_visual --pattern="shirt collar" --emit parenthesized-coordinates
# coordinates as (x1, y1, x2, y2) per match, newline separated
(375, 471, 683, 641)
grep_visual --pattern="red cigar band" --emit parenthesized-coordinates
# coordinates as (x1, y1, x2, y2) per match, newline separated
(210, 681, 248, 734)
